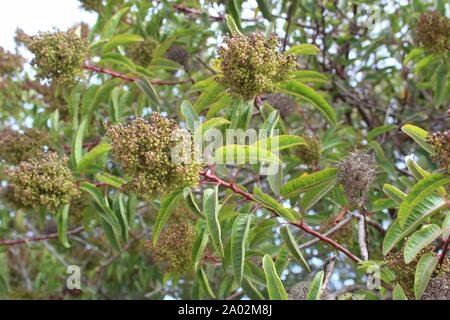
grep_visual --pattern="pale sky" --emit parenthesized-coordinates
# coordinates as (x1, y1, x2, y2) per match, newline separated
(0, 0, 97, 51)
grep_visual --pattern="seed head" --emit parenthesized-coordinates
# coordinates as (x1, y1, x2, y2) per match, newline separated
(416, 12, 450, 54)
(151, 220, 196, 274)
(336, 151, 376, 207)
(0, 128, 50, 165)
(427, 130, 450, 172)
(106, 114, 202, 198)
(128, 39, 158, 67)
(296, 133, 322, 166)
(24, 28, 88, 85)
(217, 33, 297, 100)
(4, 152, 80, 211)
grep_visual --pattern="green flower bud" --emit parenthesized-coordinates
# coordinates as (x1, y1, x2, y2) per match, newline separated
(0, 128, 50, 165)
(151, 220, 196, 274)
(427, 130, 450, 172)
(106, 113, 202, 198)
(4, 152, 80, 211)
(336, 151, 376, 207)
(217, 33, 297, 100)
(128, 39, 158, 67)
(416, 12, 450, 54)
(24, 28, 88, 85)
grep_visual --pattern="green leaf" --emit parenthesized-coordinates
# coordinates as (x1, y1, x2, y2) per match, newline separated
(367, 125, 396, 141)
(152, 191, 183, 245)
(260, 110, 280, 137)
(262, 254, 288, 300)
(135, 78, 161, 110)
(102, 6, 130, 39)
(231, 214, 252, 285)
(401, 125, 433, 154)
(195, 118, 231, 137)
(306, 271, 324, 300)
(225, 13, 241, 34)
(100, 53, 136, 72)
(192, 221, 209, 270)
(404, 224, 441, 264)
(434, 63, 448, 106)
(286, 44, 321, 56)
(57, 204, 71, 249)
(229, 99, 253, 130)
(204, 187, 224, 258)
(382, 184, 406, 205)
(278, 80, 336, 125)
(180, 100, 200, 133)
(300, 178, 336, 213)
(77, 143, 111, 172)
(214, 145, 281, 166)
(95, 173, 125, 189)
(253, 135, 306, 152)
(442, 213, 450, 240)
(103, 34, 144, 52)
(393, 283, 408, 300)
(404, 48, 425, 65)
(256, 0, 273, 21)
(405, 155, 430, 181)
(383, 193, 446, 255)
(292, 70, 328, 84)
(414, 253, 438, 300)
(242, 278, 265, 300)
(280, 226, 310, 272)
(199, 268, 216, 299)
(71, 119, 88, 167)
(281, 168, 337, 199)
(193, 81, 224, 113)
(253, 186, 298, 222)
(183, 188, 204, 219)
(398, 174, 450, 228)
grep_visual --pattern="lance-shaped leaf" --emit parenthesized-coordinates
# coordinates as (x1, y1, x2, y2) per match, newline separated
(442, 214, 450, 240)
(253, 186, 299, 222)
(57, 204, 71, 249)
(367, 124, 396, 141)
(286, 44, 320, 56)
(183, 188, 204, 219)
(278, 80, 336, 125)
(71, 119, 88, 167)
(300, 176, 337, 213)
(192, 221, 209, 270)
(152, 190, 183, 245)
(102, 6, 130, 39)
(382, 184, 406, 205)
(404, 224, 441, 264)
(414, 253, 438, 300)
(401, 125, 433, 154)
(280, 226, 310, 272)
(231, 214, 252, 285)
(306, 270, 324, 300)
(199, 268, 216, 299)
(214, 145, 281, 166)
(253, 135, 306, 152)
(397, 174, 450, 228)
(195, 118, 231, 137)
(180, 100, 199, 133)
(281, 168, 337, 199)
(135, 78, 160, 110)
(193, 81, 224, 113)
(383, 193, 446, 255)
(77, 143, 111, 172)
(292, 70, 328, 84)
(393, 284, 408, 300)
(262, 254, 288, 300)
(103, 34, 144, 52)
(95, 173, 126, 189)
(204, 187, 224, 258)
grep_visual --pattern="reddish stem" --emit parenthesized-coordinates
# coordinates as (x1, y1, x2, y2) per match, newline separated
(438, 236, 449, 265)
(199, 168, 362, 263)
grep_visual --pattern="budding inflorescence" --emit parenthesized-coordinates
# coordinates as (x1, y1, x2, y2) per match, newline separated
(4, 152, 80, 211)
(336, 151, 377, 207)
(128, 39, 158, 67)
(427, 130, 450, 172)
(416, 11, 450, 54)
(296, 132, 322, 166)
(24, 28, 88, 85)
(106, 113, 202, 198)
(217, 33, 297, 100)
(0, 128, 50, 165)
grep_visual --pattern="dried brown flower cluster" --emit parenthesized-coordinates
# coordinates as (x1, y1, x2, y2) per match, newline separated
(336, 151, 377, 207)
(106, 114, 202, 198)
(24, 28, 88, 85)
(296, 133, 322, 166)
(0, 47, 24, 77)
(0, 128, 50, 165)
(416, 11, 450, 54)
(128, 39, 158, 67)
(266, 93, 298, 118)
(151, 220, 196, 274)
(427, 130, 450, 172)
(217, 33, 297, 99)
(4, 152, 80, 211)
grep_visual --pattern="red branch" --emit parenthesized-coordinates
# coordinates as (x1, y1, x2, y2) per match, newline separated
(199, 168, 362, 263)
(83, 63, 191, 85)
(439, 236, 450, 265)
(0, 227, 84, 247)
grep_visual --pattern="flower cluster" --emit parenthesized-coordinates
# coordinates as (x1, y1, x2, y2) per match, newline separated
(0, 128, 50, 165)
(128, 39, 158, 67)
(24, 28, 88, 85)
(336, 151, 377, 207)
(266, 93, 298, 118)
(296, 133, 322, 166)
(427, 130, 449, 172)
(416, 11, 450, 54)
(166, 45, 190, 70)
(217, 33, 297, 100)
(4, 152, 80, 211)
(106, 114, 202, 198)
(151, 220, 196, 274)
(0, 47, 24, 77)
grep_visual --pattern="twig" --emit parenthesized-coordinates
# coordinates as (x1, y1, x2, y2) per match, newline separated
(358, 214, 369, 261)
(321, 256, 336, 298)
(0, 227, 84, 246)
